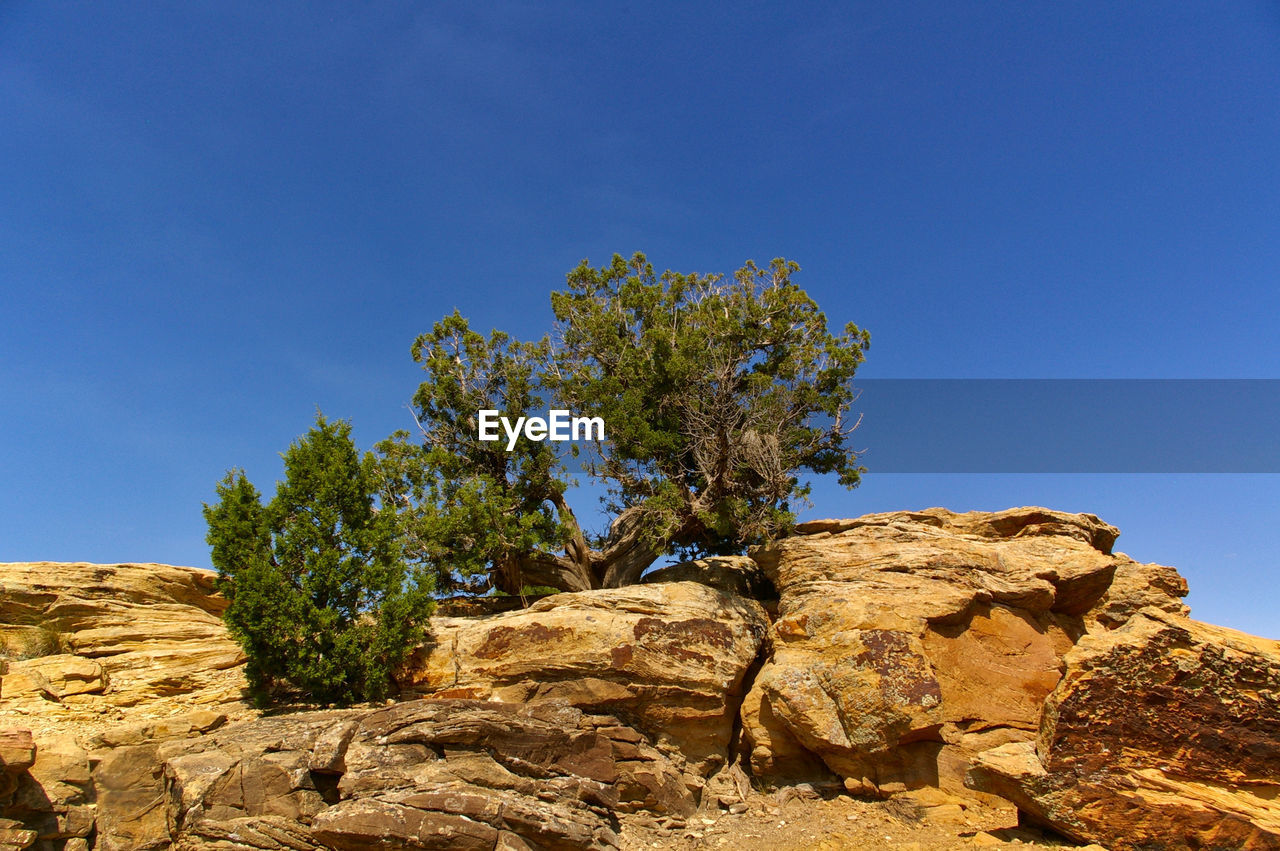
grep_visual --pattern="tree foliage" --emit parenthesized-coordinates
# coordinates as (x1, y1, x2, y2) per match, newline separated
(204, 414, 433, 705)
(385, 253, 869, 593)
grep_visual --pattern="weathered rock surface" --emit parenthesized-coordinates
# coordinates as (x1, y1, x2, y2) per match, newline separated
(641, 555, 777, 601)
(1084, 554, 1190, 629)
(0, 563, 247, 718)
(401, 582, 769, 776)
(969, 607, 1280, 850)
(741, 507, 1186, 797)
(134, 699, 690, 849)
(2, 656, 106, 701)
(4, 736, 94, 847)
(0, 563, 253, 848)
(0, 731, 36, 848)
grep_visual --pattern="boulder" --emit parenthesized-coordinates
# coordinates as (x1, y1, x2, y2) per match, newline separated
(741, 507, 1176, 795)
(400, 582, 769, 775)
(968, 607, 1280, 850)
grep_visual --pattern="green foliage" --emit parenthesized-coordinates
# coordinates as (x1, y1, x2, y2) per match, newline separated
(373, 311, 570, 593)
(393, 253, 870, 592)
(204, 414, 434, 705)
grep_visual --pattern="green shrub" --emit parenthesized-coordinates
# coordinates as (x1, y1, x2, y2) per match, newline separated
(204, 414, 434, 705)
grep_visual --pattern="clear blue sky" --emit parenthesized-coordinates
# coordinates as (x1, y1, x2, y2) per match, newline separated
(2, 3, 1277, 636)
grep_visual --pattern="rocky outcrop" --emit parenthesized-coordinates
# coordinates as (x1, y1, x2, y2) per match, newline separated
(0, 563, 246, 718)
(5, 700, 694, 850)
(400, 582, 769, 777)
(968, 607, 1280, 850)
(0, 563, 251, 849)
(739, 507, 1186, 798)
(3, 735, 93, 849)
(5, 509, 1270, 851)
(0, 733, 36, 851)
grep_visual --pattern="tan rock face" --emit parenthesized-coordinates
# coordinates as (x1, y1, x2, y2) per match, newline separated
(3, 655, 106, 700)
(5, 736, 94, 844)
(741, 507, 1184, 795)
(1085, 554, 1190, 629)
(401, 582, 770, 775)
(0, 563, 247, 720)
(969, 608, 1280, 850)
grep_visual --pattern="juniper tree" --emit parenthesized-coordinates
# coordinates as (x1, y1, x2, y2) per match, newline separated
(381, 253, 870, 593)
(204, 414, 433, 704)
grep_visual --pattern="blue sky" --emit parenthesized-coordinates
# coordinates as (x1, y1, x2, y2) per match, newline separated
(2, 3, 1277, 635)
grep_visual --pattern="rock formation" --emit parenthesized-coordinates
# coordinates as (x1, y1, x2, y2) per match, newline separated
(399, 582, 768, 777)
(2, 507, 1277, 850)
(740, 508, 1134, 795)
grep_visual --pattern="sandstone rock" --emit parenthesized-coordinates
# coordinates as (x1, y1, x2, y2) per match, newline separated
(642, 555, 776, 600)
(341, 700, 694, 816)
(0, 733, 34, 774)
(93, 743, 171, 851)
(2, 655, 105, 700)
(0, 563, 246, 714)
(6, 736, 93, 842)
(157, 699, 688, 849)
(0, 818, 36, 851)
(401, 582, 768, 775)
(742, 507, 1126, 795)
(89, 709, 227, 749)
(1084, 554, 1190, 629)
(968, 608, 1280, 850)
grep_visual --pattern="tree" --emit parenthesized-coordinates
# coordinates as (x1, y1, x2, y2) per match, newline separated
(204, 413, 433, 704)
(382, 253, 870, 594)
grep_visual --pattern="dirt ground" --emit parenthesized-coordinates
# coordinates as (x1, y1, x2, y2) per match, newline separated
(617, 787, 1105, 851)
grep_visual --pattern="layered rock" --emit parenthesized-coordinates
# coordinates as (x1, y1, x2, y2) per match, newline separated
(0, 563, 251, 848)
(400, 582, 769, 776)
(88, 699, 686, 850)
(0, 563, 246, 717)
(1084, 555, 1190, 629)
(968, 607, 1280, 850)
(3, 735, 93, 849)
(740, 507, 1187, 797)
(4, 513, 1267, 850)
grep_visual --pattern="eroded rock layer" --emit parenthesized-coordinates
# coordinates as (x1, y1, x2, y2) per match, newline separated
(0, 562, 246, 715)
(3, 507, 1272, 851)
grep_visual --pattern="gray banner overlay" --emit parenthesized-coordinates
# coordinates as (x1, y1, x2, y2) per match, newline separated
(847, 379, 1279, 473)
